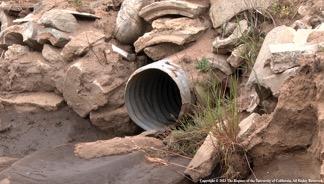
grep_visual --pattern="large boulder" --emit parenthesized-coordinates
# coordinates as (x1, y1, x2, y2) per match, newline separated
(62, 43, 136, 119)
(0, 50, 54, 93)
(243, 73, 318, 166)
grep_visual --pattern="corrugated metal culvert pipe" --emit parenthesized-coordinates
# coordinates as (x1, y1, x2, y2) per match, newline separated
(125, 59, 192, 130)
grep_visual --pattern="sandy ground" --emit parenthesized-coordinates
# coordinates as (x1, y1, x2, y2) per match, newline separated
(0, 105, 110, 157)
(0, 144, 191, 184)
(252, 152, 321, 183)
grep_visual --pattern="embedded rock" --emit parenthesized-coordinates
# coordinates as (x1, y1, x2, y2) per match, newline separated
(0, 10, 12, 31)
(64, 10, 100, 20)
(238, 113, 261, 141)
(90, 105, 140, 135)
(4, 44, 29, 60)
(139, 0, 208, 21)
(0, 92, 64, 111)
(38, 9, 78, 33)
(62, 59, 109, 117)
(209, 0, 272, 28)
(247, 26, 297, 95)
(144, 43, 183, 61)
(134, 17, 208, 52)
(0, 22, 43, 50)
(61, 31, 105, 61)
(268, 43, 319, 74)
(74, 135, 163, 159)
(42, 44, 64, 63)
(207, 54, 233, 75)
(114, 0, 155, 44)
(0, 52, 54, 93)
(62, 46, 136, 118)
(227, 44, 247, 68)
(184, 133, 220, 182)
(213, 20, 249, 54)
(0, 25, 25, 47)
(244, 74, 318, 166)
(37, 28, 71, 48)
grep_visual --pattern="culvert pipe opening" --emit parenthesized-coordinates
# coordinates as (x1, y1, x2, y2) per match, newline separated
(125, 61, 192, 130)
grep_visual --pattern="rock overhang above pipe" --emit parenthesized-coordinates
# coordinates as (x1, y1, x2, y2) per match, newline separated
(125, 59, 192, 130)
(139, 0, 208, 22)
(134, 17, 209, 53)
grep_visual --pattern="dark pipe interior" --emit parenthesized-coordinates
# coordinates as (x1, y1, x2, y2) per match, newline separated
(125, 69, 182, 130)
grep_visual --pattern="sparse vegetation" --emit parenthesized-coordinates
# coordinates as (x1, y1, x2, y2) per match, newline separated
(69, 0, 83, 7)
(167, 75, 241, 177)
(196, 57, 211, 72)
(239, 10, 267, 73)
(269, 1, 298, 19)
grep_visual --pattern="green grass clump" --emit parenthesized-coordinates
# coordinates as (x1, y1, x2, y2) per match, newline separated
(69, 0, 83, 7)
(196, 57, 211, 73)
(269, 1, 297, 19)
(167, 76, 240, 157)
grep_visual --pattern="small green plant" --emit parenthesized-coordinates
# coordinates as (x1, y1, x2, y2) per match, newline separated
(269, 1, 297, 19)
(69, 0, 83, 7)
(196, 57, 210, 72)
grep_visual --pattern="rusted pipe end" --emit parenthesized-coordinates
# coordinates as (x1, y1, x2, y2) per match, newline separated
(125, 59, 192, 130)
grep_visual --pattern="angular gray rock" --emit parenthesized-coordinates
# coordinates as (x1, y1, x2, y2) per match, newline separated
(247, 26, 297, 96)
(144, 43, 183, 61)
(238, 113, 261, 141)
(139, 0, 208, 21)
(37, 28, 71, 48)
(38, 9, 78, 33)
(42, 44, 64, 63)
(184, 133, 220, 182)
(209, 0, 272, 28)
(207, 54, 233, 75)
(0, 22, 42, 50)
(114, 0, 155, 44)
(227, 44, 247, 68)
(268, 43, 319, 73)
(62, 59, 110, 117)
(61, 31, 105, 61)
(213, 20, 249, 54)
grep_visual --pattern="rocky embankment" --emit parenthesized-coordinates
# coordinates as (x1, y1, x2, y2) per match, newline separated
(0, 0, 323, 183)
